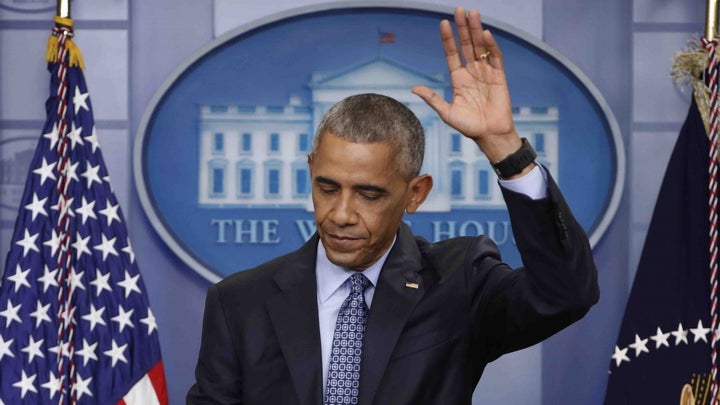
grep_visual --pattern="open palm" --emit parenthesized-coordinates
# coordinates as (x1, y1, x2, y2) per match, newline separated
(413, 7, 519, 162)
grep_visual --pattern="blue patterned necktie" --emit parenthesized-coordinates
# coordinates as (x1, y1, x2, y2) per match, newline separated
(324, 272, 372, 405)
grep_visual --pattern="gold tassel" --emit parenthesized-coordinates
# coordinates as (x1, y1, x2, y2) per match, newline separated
(45, 33, 59, 64)
(671, 40, 711, 137)
(45, 16, 85, 70)
(65, 39, 85, 70)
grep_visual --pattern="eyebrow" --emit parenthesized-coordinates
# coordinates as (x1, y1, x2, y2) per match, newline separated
(314, 176, 388, 195)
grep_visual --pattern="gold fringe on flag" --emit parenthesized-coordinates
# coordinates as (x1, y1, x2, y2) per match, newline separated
(45, 16, 85, 69)
(672, 40, 712, 136)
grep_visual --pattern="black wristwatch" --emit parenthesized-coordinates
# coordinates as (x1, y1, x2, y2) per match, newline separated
(491, 138, 537, 180)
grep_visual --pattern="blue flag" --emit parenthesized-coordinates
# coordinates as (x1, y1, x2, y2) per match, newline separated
(605, 97, 713, 403)
(0, 24, 167, 403)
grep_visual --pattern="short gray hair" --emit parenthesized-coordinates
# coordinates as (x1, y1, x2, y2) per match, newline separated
(312, 93, 425, 180)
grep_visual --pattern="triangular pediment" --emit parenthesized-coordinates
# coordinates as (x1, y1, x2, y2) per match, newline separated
(310, 57, 446, 88)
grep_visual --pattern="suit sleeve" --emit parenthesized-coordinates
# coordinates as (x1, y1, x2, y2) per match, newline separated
(469, 173, 599, 362)
(187, 284, 243, 405)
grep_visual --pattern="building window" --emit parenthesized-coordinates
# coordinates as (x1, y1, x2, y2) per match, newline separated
(265, 159, 282, 198)
(241, 133, 252, 153)
(292, 160, 310, 197)
(213, 169, 224, 194)
(298, 133, 310, 153)
(296, 169, 309, 195)
(269, 170, 280, 194)
(475, 168, 491, 199)
(213, 133, 224, 154)
(451, 170, 463, 198)
(451, 133, 462, 154)
(236, 160, 254, 198)
(534, 133, 545, 154)
(269, 133, 280, 153)
(449, 161, 466, 199)
(208, 158, 227, 198)
(240, 169, 252, 195)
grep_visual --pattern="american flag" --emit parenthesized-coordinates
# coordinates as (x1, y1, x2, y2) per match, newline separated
(378, 31, 395, 44)
(604, 98, 713, 402)
(0, 20, 167, 404)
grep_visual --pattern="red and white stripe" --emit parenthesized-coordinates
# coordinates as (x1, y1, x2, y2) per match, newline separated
(703, 36, 720, 405)
(118, 361, 169, 405)
(50, 23, 79, 404)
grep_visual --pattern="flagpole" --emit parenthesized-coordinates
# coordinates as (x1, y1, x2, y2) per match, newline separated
(709, 0, 719, 41)
(704, 2, 720, 404)
(57, 0, 70, 18)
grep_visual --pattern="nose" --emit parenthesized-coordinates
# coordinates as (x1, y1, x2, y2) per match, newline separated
(330, 192, 358, 226)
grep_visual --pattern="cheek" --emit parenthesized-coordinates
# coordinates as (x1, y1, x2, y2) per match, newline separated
(364, 206, 405, 239)
(311, 196, 329, 222)
(314, 209, 329, 227)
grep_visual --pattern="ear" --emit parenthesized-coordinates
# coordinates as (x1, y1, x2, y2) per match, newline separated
(307, 153, 314, 175)
(405, 174, 433, 214)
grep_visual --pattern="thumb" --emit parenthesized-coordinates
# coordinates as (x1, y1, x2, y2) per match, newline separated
(412, 85, 449, 120)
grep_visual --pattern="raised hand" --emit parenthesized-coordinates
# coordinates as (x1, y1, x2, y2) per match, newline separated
(412, 7, 521, 163)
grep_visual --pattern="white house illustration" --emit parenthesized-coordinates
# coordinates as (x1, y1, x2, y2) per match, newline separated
(197, 57, 558, 211)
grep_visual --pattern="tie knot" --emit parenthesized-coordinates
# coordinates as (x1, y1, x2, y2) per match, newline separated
(348, 273, 371, 295)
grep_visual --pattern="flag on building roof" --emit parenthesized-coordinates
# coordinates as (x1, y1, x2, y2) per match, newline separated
(0, 16, 167, 404)
(378, 31, 395, 44)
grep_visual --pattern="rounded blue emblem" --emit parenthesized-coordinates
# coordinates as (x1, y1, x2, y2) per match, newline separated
(134, 4, 624, 283)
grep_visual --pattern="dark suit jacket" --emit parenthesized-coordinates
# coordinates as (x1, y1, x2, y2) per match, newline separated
(187, 178, 599, 405)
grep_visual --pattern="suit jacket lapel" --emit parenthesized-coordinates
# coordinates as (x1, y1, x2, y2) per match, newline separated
(266, 235, 323, 405)
(359, 224, 426, 405)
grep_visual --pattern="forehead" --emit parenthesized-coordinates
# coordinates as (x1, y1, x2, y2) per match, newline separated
(313, 132, 401, 181)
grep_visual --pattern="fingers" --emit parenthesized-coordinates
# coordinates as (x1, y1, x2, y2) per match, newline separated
(467, 9, 488, 62)
(411, 85, 449, 120)
(440, 19, 462, 72)
(450, 8, 497, 66)
(454, 7, 475, 64)
(481, 29, 504, 71)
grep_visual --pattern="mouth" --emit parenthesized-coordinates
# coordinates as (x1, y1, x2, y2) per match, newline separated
(323, 232, 363, 251)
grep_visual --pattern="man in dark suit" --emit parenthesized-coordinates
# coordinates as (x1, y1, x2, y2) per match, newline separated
(187, 6, 598, 405)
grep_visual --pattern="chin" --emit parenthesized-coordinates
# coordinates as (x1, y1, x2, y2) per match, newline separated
(326, 251, 367, 271)
(326, 253, 357, 269)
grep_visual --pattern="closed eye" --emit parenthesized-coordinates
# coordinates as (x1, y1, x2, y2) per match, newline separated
(358, 192, 382, 201)
(314, 176, 340, 194)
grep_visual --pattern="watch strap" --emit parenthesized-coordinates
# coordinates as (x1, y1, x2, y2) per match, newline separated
(492, 138, 537, 180)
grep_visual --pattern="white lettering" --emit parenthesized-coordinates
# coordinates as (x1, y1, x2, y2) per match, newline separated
(459, 221, 484, 236)
(432, 220, 513, 245)
(432, 221, 456, 241)
(295, 220, 317, 242)
(210, 219, 282, 244)
(210, 219, 233, 243)
(261, 220, 280, 244)
(234, 219, 259, 243)
(487, 221, 512, 245)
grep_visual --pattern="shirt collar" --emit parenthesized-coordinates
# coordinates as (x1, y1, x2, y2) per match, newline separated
(316, 237, 395, 304)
